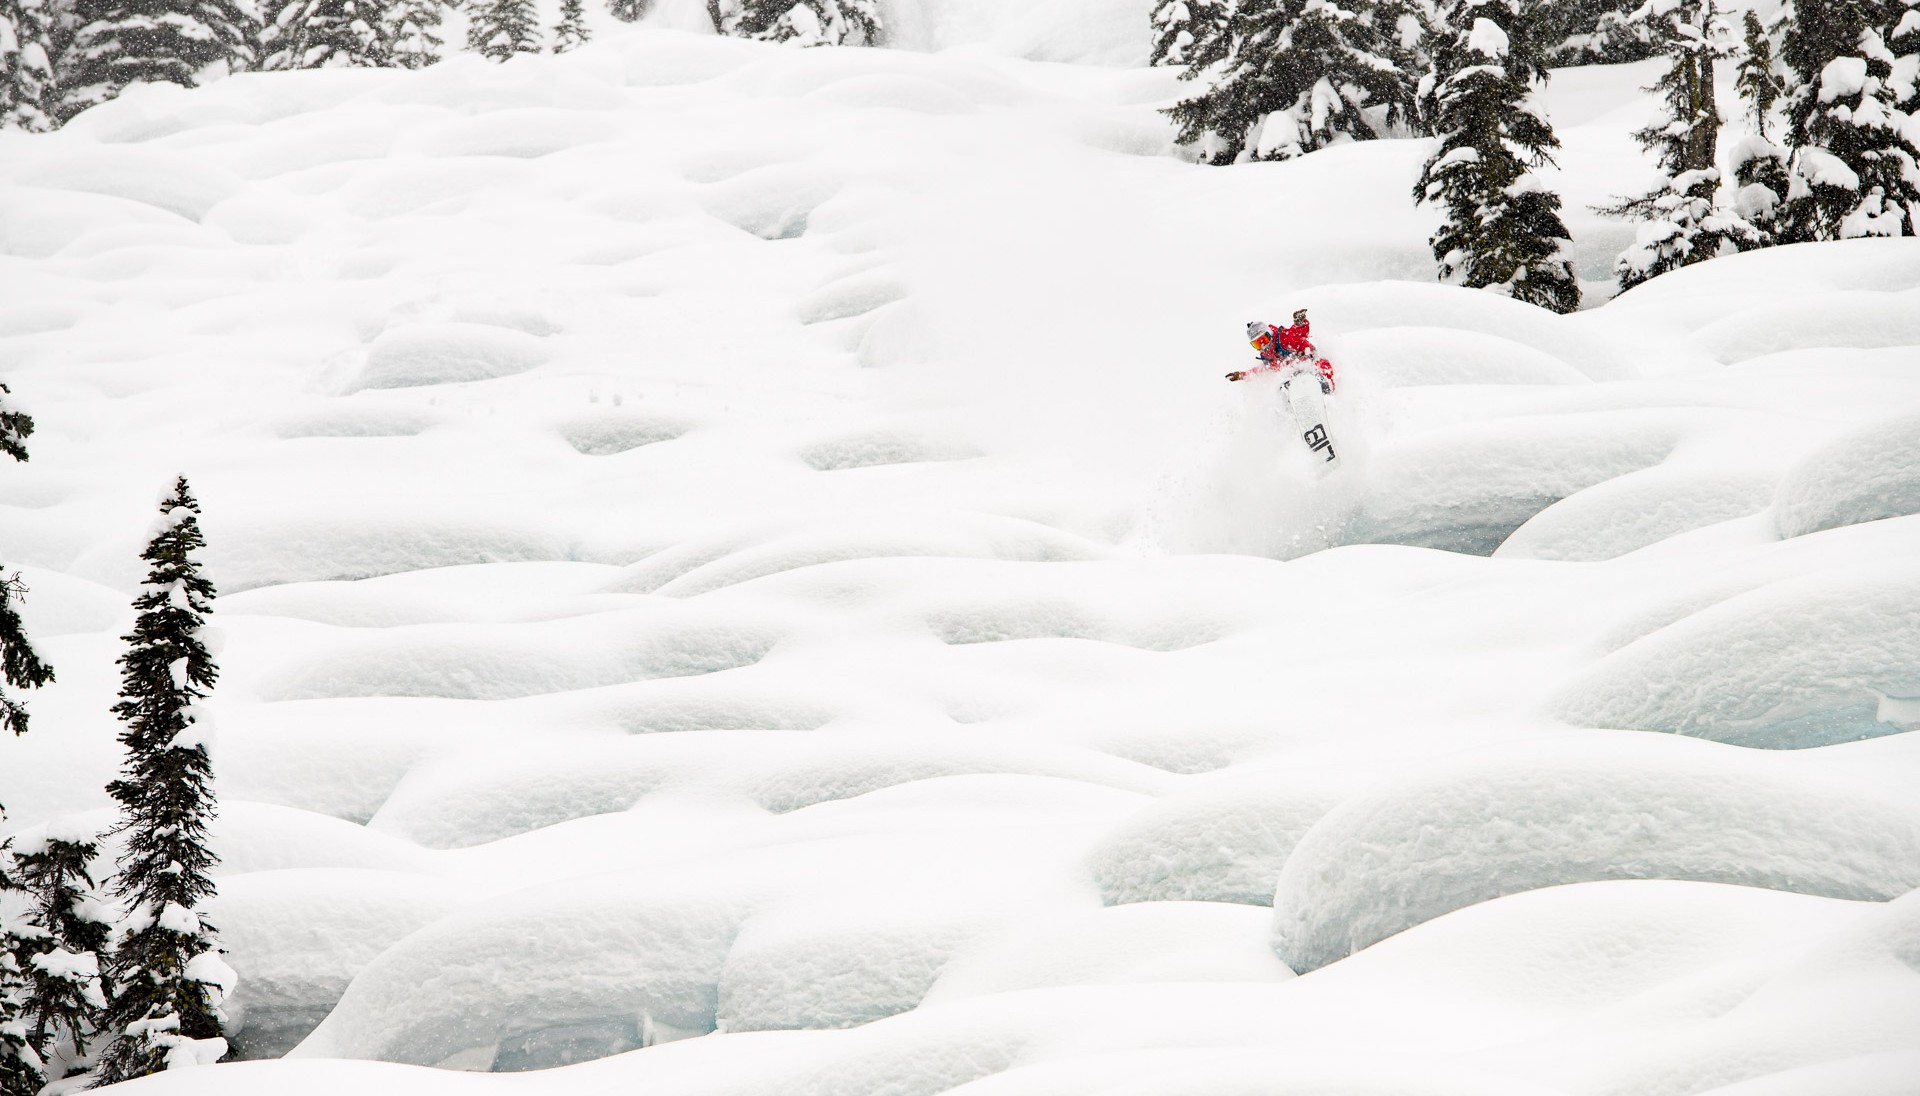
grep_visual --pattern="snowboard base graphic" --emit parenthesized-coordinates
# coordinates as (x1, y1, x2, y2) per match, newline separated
(1278, 370, 1340, 472)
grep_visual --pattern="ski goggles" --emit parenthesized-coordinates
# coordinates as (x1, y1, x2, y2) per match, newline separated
(1248, 329, 1275, 354)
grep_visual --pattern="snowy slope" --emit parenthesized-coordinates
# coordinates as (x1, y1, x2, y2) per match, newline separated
(3, 8, 1920, 1096)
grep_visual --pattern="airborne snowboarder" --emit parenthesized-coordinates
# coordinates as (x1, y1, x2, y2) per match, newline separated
(1224, 309, 1342, 470)
(1226, 309, 1335, 391)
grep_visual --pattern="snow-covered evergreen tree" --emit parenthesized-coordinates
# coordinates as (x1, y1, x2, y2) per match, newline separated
(53, 0, 253, 121)
(1600, 0, 1761, 291)
(1542, 0, 1659, 64)
(1414, 0, 1581, 312)
(261, 0, 391, 69)
(1168, 0, 1414, 163)
(1151, 0, 1234, 68)
(465, 0, 539, 59)
(0, 570, 50, 744)
(1888, 0, 1918, 114)
(10, 830, 109, 1082)
(1729, 8, 1791, 245)
(607, 0, 648, 22)
(716, 0, 880, 46)
(0, 386, 51, 746)
(92, 478, 229, 1087)
(0, 384, 29, 469)
(552, 0, 589, 51)
(1777, 0, 1920, 238)
(384, 0, 443, 67)
(1, 856, 44, 1096)
(1, 0, 58, 130)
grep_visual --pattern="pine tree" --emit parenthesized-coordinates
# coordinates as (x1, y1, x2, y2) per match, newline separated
(715, 0, 880, 46)
(53, 0, 254, 121)
(552, 0, 589, 52)
(1777, 0, 1920, 238)
(10, 831, 109, 1080)
(1, 853, 45, 1096)
(93, 478, 228, 1087)
(1540, 0, 1659, 65)
(0, 384, 29, 466)
(0, 386, 51, 747)
(606, 0, 648, 22)
(1151, 0, 1234, 68)
(1599, 0, 1761, 291)
(1168, 0, 1414, 163)
(384, 0, 443, 67)
(0, 571, 50, 745)
(465, 0, 539, 60)
(1889, 0, 1918, 114)
(0, 384, 46, 1096)
(1414, 0, 1581, 311)
(1729, 9, 1791, 245)
(1, 0, 59, 130)
(261, 0, 391, 69)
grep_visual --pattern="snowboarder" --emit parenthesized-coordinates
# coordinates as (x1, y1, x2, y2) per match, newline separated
(1226, 309, 1334, 392)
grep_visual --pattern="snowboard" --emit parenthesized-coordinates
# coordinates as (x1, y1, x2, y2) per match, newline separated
(1277, 367, 1341, 472)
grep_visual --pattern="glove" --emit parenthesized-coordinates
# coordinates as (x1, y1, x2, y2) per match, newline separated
(1320, 377, 1332, 395)
(1226, 371, 1245, 382)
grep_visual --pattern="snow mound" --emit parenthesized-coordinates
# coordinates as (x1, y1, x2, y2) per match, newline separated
(1552, 564, 1920, 746)
(813, 75, 974, 116)
(201, 511, 573, 591)
(1305, 878, 1865, 1026)
(266, 614, 780, 702)
(741, 736, 1162, 815)
(926, 597, 1228, 652)
(273, 406, 443, 439)
(1336, 327, 1589, 387)
(717, 908, 978, 1032)
(203, 190, 328, 245)
(4, 565, 125, 637)
(351, 323, 552, 391)
(366, 731, 1157, 849)
(1773, 410, 1920, 538)
(1512, 885, 1920, 1096)
(210, 801, 433, 876)
(926, 902, 1293, 1002)
(292, 882, 756, 1065)
(1087, 771, 1350, 906)
(213, 698, 472, 823)
(366, 741, 686, 849)
(1689, 1054, 1920, 1096)
(1269, 736, 1920, 973)
(702, 163, 845, 240)
(410, 109, 622, 160)
(1692, 288, 1920, 363)
(608, 514, 1111, 597)
(801, 430, 982, 471)
(0, 184, 185, 258)
(1343, 412, 1685, 554)
(797, 271, 911, 325)
(3, 145, 241, 221)
(556, 411, 694, 455)
(584, 679, 837, 734)
(1497, 467, 1777, 561)
(1296, 280, 1631, 380)
(336, 155, 540, 219)
(212, 869, 463, 1060)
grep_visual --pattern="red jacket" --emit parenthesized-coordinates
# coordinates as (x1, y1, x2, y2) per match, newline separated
(1250, 319, 1335, 388)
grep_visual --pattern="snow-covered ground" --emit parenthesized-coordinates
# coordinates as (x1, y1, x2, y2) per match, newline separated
(3, 1, 1920, 1093)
